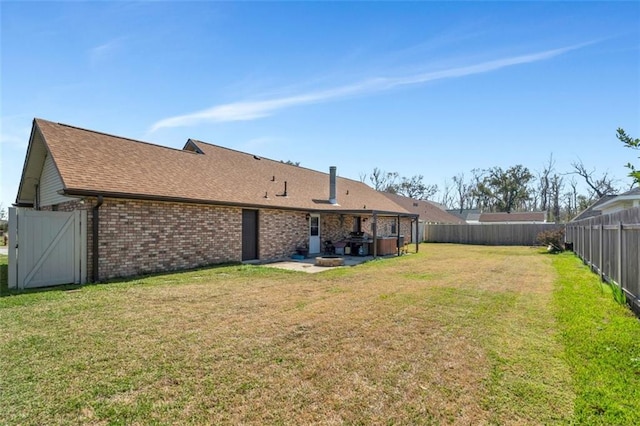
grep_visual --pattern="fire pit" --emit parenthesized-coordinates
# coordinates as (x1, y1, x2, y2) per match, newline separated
(315, 256, 345, 267)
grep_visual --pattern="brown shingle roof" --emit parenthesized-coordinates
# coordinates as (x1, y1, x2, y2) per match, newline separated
(381, 192, 465, 223)
(479, 211, 546, 223)
(33, 119, 410, 214)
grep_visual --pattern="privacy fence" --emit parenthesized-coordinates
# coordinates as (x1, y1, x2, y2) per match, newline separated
(565, 207, 640, 315)
(424, 223, 563, 246)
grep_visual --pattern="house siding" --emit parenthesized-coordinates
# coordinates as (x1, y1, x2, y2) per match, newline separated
(39, 154, 76, 207)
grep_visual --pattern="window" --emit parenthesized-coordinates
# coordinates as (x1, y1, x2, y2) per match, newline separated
(310, 216, 319, 236)
(390, 222, 397, 234)
(353, 216, 362, 232)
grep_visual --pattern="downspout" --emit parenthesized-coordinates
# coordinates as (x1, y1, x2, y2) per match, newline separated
(397, 215, 401, 256)
(92, 195, 104, 282)
(372, 211, 378, 258)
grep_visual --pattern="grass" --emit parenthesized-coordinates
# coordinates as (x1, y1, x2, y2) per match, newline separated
(0, 245, 638, 424)
(552, 252, 640, 425)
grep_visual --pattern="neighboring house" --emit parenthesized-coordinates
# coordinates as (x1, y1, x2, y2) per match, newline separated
(570, 188, 640, 221)
(478, 211, 547, 224)
(381, 192, 464, 241)
(424, 200, 448, 211)
(447, 209, 547, 224)
(446, 209, 482, 224)
(596, 187, 640, 215)
(570, 195, 617, 222)
(15, 118, 417, 281)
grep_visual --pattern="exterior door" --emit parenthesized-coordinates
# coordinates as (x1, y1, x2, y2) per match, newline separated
(242, 210, 258, 261)
(309, 214, 320, 254)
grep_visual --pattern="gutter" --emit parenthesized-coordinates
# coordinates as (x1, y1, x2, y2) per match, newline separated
(62, 188, 413, 216)
(93, 195, 104, 282)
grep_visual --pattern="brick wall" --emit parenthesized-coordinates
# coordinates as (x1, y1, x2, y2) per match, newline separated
(322, 214, 355, 243)
(259, 209, 308, 259)
(43, 198, 413, 281)
(96, 199, 242, 280)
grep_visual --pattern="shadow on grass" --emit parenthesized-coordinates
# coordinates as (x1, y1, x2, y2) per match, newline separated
(0, 262, 7, 296)
(539, 249, 566, 255)
(0, 261, 243, 298)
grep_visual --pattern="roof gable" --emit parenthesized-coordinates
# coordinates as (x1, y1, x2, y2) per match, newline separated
(15, 121, 57, 206)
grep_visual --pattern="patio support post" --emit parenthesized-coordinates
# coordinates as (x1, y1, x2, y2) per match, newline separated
(372, 212, 378, 258)
(415, 214, 419, 253)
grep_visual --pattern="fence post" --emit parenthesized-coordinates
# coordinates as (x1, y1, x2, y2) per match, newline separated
(581, 224, 585, 263)
(618, 221, 623, 289)
(8, 207, 17, 289)
(599, 224, 603, 281)
(589, 223, 594, 271)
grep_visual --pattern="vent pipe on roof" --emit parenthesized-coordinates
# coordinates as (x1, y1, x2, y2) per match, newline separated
(329, 166, 337, 205)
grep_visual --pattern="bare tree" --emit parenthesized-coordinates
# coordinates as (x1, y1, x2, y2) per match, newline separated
(440, 178, 453, 209)
(452, 173, 471, 212)
(469, 168, 491, 211)
(549, 174, 564, 222)
(570, 160, 617, 200)
(358, 172, 368, 183)
(369, 167, 398, 192)
(537, 154, 556, 212)
(562, 177, 580, 221)
(396, 175, 438, 200)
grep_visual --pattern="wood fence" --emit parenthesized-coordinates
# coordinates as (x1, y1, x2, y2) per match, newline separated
(424, 223, 564, 246)
(565, 207, 640, 314)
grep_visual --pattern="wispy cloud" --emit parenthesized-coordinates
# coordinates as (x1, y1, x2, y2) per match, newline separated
(89, 37, 126, 64)
(150, 42, 592, 132)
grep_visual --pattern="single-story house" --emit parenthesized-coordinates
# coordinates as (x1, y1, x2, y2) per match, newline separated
(570, 195, 617, 222)
(570, 188, 640, 222)
(381, 192, 464, 241)
(446, 209, 547, 224)
(477, 211, 547, 224)
(446, 209, 482, 224)
(15, 118, 417, 282)
(595, 187, 640, 215)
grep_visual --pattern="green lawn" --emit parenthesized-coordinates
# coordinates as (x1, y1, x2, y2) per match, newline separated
(0, 246, 638, 424)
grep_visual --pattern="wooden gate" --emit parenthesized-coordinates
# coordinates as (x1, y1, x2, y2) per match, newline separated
(8, 208, 87, 289)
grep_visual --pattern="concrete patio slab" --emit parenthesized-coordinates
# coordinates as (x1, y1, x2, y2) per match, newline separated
(260, 255, 374, 273)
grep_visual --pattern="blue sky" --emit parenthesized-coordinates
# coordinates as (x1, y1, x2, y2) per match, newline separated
(1, 1, 639, 210)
